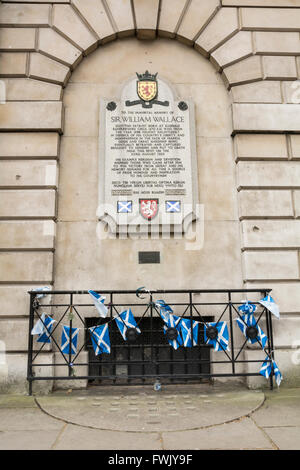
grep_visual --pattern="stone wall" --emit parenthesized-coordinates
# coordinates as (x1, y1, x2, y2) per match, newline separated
(0, 0, 300, 392)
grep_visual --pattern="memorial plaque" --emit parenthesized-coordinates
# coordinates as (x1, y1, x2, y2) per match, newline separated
(98, 71, 198, 233)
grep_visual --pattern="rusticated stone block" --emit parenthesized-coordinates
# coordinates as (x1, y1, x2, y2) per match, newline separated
(0, 285, 52, 317)
(71, 0, 116, 43)
(0, 190, 56, 218)
(223, 1, 300, 5)
(241, 220, 300, 249)
(241, 7, 300, 31)
(0, 161, 57, 187)
(2, 78, 62, 101)
(133, 0, 160, 39)
(237, 162, 300, 188)
(290, 135, 300, 159)
(158, 0, 187, 38)
(176, 0, 220, 44)
(263, 56, 297, 80)
(234, 134, 288, 160)
(0, 221, 55, 250)
(195, 8, 239, 55)
(0, 133, 59, 158)
(0, 28, 36, 52)
(243, 250, 299, 281)
(255, 32, 300, 55)
(245, 281, 300, 314)
(0, 102, 63, 132)
(0, 52, 27, 77)
(231, 81, 282, 104)
(222, 56, 262, 87)
(0, 252, 53, 282)
(211, 31, 253, 70)
(239, 190, 293, 218)
(29, 52, 70, 86)
(105, 0, 134, 37)
(38, 28, 82, 68)
(233, 103, 300, 132)
(0, 3, 50, 26)
(52, 4, 98, 54)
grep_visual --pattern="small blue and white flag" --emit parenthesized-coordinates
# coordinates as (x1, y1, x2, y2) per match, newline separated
(61, 325, 79, 355)
(115, 309, 141, 341)
(166, 201, 181, 213)
(236, 314, 268, 349)
(117, 201, 132, 213)
(155, 300, 173, 323)
(179, 318, 198, 347)
(89, 324, 110, 355)
(163, 314, 183, 350)
(31, 312, 46, 336)
(88, 290, 108, 318)
(204, 321, 230, 352)
(37, 315, 56, 343)
(259, 295, 280, 319)
(238, 301, 257, 314)
(260, 356, 282, 386)
(35, 286, 51, 299)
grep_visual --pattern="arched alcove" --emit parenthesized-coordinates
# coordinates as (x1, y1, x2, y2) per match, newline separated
(54, 37, 243, 291)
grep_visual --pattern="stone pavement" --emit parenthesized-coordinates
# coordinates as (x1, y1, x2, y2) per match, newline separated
(0, 383, 299, 450)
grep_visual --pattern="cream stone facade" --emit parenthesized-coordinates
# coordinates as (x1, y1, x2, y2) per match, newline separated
(0, 0, 300, 393)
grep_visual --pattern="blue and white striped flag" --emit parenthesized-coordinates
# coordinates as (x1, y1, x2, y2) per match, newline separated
(61, 325, 79, 355)
(163, 314, 183, 350)
(260, 356, 282, 386)
(259, 295, 280, 319)
(31, 312, 46, 335)
(238, 301, 257, 314)
(115, 309, 141, 341)
(236, 314, 268, 349)
(89, 324, 110, 355)
(204, 322, 230, 352)
(155, 300, 173, 323)
(88, 290, 108, 318)
(179, 318, 198, 347)
(37, 315, 56, 343)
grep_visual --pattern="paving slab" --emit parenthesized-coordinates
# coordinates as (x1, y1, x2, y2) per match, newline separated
(0, 407, 63, 431)
(262, 426, 300, 450)
(161, 417, 274, 450)
(0, 430, 61, 450)
(53, 424, 162, 450)
(36, 384, 264, 433)
(0, 395, 36, 408)
(252, 388, 300, 427)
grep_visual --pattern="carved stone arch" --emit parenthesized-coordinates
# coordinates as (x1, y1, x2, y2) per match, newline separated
(1, 1, 300, 391)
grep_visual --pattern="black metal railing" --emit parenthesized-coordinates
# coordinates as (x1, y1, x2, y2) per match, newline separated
(27, 288, 275, 394)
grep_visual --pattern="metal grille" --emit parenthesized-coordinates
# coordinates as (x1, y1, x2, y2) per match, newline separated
(85, 316, 212, 385)
(27, 288, 276, 394)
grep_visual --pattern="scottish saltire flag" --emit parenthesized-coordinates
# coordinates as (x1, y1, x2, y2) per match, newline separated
(179, 318, 198, 347)
(260, 357, 282, 386)
(259, 295, 280, 319)
(117, 201, 132, 213)
(89, 324, 110, 355)
(35, 286, 51, 299)
(31, 312, 46, 335)
(236, 314, 268, 348)
(37, 315, 56, 343)
(61, 325, 79, 355)
(88, 290, 108, 318)
(238, 301, 257, 314)
(204, 322, 230, 352)
(163, 314, 183, 350)
(115, 309, 141, 341)
(166, 201, 181, 213)
(155, 300, 173, 323)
